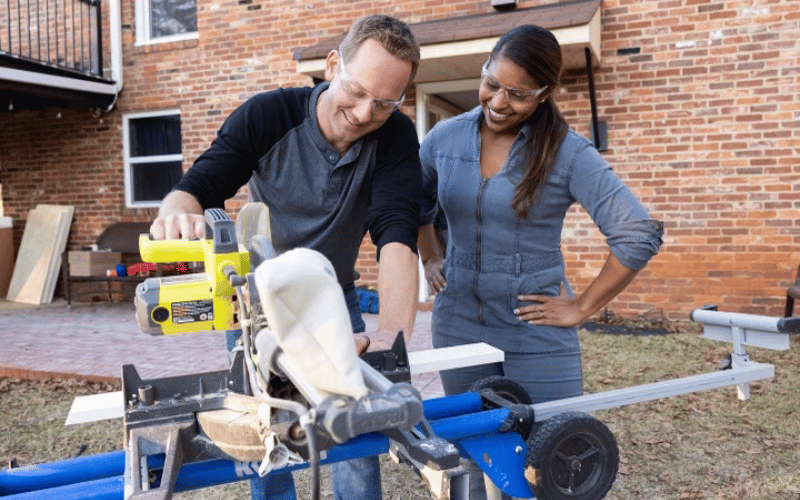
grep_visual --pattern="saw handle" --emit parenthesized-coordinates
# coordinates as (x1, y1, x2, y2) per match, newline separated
(204, 208, 239, 254)
(139, 234, 205, 263)
(139, 209, 239, 263)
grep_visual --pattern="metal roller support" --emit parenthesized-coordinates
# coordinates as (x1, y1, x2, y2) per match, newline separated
(690, 306, 792, 399)
(690, 306, 795, 349)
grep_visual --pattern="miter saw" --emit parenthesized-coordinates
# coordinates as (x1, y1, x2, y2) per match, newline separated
(126, 207, 462, 500)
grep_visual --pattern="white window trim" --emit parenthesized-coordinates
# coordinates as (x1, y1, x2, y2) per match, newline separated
(415, 78, 480, 141)
(123, 109, 182, 209)
(134, 0, 198, 46)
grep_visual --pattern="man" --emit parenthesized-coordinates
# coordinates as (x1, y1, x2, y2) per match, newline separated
(150, 14, 421, 500)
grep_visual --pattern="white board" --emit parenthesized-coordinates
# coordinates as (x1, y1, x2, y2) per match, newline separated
(408, 342, 504, 374)
(65, 391, 124, 425)
(65, 343, 504, 425)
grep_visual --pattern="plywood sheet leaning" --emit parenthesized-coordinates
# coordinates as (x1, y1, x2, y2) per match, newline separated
(39, 204, 75, 303)
(6, 204, 74, 304)
(6, 207, 54, 303)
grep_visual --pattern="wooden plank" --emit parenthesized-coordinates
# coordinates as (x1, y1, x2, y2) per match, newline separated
(39, 205, 74, 304)
(6, 205, 75, 304)
(66, 343, 505, 425)
(6, 205, 74, 304)
(6, 208, 59, 303)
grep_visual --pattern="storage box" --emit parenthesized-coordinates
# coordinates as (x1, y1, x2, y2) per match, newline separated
(68, 251, 122, 276)
(70, 262, 118, 277)
(69, 250, 122, 265)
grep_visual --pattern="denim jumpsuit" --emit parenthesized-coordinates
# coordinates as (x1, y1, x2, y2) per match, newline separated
(420, 107, 663, 403)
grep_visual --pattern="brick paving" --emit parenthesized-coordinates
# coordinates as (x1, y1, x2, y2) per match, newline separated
(0, 298, 443, 399)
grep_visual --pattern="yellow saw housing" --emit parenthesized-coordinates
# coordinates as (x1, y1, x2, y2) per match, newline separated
(135, 209, 251, 335)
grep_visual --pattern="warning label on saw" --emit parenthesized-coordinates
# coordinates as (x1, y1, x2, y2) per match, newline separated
(171, 300, 214, 324)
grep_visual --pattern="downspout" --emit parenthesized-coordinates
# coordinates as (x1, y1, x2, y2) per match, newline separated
(106, 0, 123, 111)
(585, 47, 599, 150)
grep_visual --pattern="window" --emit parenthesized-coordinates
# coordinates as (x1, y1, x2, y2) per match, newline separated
(414, 79, 479, 140)
(136, 0, 197, 45)
(123, 110, 184, 208)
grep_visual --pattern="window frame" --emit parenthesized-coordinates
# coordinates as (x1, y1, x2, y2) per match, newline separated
(414, 79, 479, 140)
(134, 0, 198, 46)
(122, 109, 184, 209)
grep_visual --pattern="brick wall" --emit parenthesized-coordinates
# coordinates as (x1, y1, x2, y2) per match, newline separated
(0, 108, 159, 249)
(556, 0, 800, 319)
(1, 0, 798, 319)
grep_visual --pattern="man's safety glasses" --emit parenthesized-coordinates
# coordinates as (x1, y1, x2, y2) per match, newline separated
(337, 54, 405, 116)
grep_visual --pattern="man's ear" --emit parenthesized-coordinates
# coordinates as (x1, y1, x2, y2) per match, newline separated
(323, 50, 340, 82)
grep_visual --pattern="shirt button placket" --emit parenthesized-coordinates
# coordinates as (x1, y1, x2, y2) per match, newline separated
(328, 152, 339, 192)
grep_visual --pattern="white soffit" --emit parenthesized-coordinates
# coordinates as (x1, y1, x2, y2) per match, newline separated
(295, 8, 601, 83)
(1, 67, 118, 96)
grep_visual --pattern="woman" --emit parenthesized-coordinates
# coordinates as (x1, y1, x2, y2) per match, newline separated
(418, 25, 663, 498)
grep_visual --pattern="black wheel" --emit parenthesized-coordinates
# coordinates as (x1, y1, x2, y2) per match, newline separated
(524, 412, 618, 500)
(469, 375, 532, 408)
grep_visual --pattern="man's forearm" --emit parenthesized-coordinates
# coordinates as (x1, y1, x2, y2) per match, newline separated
(377, 241, 419, 344)
(158, 190, 204, 218)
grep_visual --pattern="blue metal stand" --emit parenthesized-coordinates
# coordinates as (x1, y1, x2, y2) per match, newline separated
(0, 393, 533, 499)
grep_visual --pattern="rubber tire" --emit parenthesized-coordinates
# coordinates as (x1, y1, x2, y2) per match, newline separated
(469, 375, 532, 408)
(524, 411, 618, 500)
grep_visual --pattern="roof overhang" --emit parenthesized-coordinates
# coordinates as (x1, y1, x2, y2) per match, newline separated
(294, 0, 601, 84)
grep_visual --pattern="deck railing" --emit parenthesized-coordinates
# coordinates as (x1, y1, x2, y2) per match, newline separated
(1, 0, 104, 78)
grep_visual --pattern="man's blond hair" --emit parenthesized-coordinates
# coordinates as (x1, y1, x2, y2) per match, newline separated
(339, 15, 420, 86)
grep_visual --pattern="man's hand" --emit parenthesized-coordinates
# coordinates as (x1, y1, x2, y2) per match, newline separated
(354, 330, 406, 355)
(151, 190, 206, 240)
(354, 334, 371, 356)
(150, 213, 206, 240)
(362, 329, 403, 353)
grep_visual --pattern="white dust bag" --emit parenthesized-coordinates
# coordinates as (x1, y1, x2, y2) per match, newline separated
(254, 248, 368, 400)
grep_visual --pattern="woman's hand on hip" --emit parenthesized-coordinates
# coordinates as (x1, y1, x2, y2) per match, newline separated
(424, 256, 446, 294)
(515, 285, 587, 328)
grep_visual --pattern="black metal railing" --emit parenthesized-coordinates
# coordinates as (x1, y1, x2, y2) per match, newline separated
(1, 0, 104, 78)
